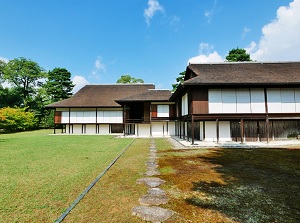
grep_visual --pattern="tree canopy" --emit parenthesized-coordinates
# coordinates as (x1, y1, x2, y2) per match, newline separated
(226, 48, 251, 62)
(0, 59, 6, 84)
(172, 71, 185, 92)
(3, 57, 45, 105)
(45, 68, 74, 102)
(116, 74, 144, 84)
(0, 57, 76, 131)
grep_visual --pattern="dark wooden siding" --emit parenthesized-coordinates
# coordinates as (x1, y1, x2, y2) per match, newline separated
(144, 102, 151, 122)
(191, 88, 208, 114)
(169, 104, 176, 118)
(54, 111, 62, 124)
(151, 104, 157, 117)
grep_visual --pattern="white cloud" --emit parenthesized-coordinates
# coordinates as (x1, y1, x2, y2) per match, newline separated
(204, 0, 218, 23)
(245, 41, 257, 54)
(91, 56, 105, 80)
(144, 0, 164, 25)
(204, 9, 214, 23)
(199, 42, 214, 54)
(72, 75, 89, 93)
(242, 27, 250, 38)
(0, 56, 9, 63)
(249, 0, 300, 61)
(188, 51, 224, 64)
(188, 42, 224, 64)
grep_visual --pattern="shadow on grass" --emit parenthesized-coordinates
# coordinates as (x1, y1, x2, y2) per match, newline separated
(186, 148, 300, 223)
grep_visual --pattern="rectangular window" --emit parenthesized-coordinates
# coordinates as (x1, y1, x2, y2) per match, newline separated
(182, 93, 188, 115)
(157, 105, 169, 117)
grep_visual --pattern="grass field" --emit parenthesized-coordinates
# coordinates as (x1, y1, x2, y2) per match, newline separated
(0, 130, 134, 222)
(156, 138, 300, 223)
(2, 131, 300, 223)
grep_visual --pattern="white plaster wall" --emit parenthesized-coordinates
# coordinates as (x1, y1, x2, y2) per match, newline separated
(73, 125, 82, 134)
(219, 121, 231, 141)
(205, 121, 217, 142)
(86, 125, 96, 134)
(98, 124, 110, 134)
(152, 123, 164, 136)
(137, 124, 150, 137)
(200, 121, 204, 141)
(167, 122, 176, 136)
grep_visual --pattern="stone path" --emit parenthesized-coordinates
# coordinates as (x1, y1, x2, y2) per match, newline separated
(132, 139, 174, 222)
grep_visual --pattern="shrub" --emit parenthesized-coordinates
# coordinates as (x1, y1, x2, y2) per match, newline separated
(0, 107, 38, 132)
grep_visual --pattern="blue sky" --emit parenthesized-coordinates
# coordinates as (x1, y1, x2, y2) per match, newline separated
(1, 0, 300, 92)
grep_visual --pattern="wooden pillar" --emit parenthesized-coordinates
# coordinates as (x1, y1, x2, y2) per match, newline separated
(123, 103, 126, 136)
(68, 108, 71, 134)
(182, 122, 185, 139)
(266, 116, 270, 143)
(191, 116, 195, 145)
(216, 119, 219, 143)
(203, 121, 206, 141)
(257, 120, 260, 141)
(240, 119, 244, 143)
(150, 103, 152, 137)
(179, 121, 182, 138)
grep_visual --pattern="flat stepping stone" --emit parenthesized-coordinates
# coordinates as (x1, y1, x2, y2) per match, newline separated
(132, 206, 174, 222)
(139, 194, 169, 206)
(136, 177, 165, 188)
(146, 161, 158, 167)
(148, 188, 166, 196)
(144, 170, 160, 176)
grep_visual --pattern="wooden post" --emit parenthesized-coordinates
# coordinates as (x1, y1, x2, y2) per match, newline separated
(182, 122, 185, 140)
(240, 119, 244, 143)
(150, 103, 152, 136)
(123, 103, 126, 136)
(266, 116, 270, 143)
(191, 116, 195, 145)
(203, 121, 206, 141)
(216, 119, 219, 143)
(257, 120, 260, 141)
(68, 108, 71, 134)
(179, 121, 182, 138)
(187, 121, 189, 141)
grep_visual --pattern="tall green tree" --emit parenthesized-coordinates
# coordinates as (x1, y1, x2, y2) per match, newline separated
(226, 48, 251, 62)
(45, 68, 74, 102)
(172, 71, 185, 92)
(3, 57, 45, 106)
(116, 74, 144, 84)
(0, 59, 6, 84)
(0, 86, 23, 108)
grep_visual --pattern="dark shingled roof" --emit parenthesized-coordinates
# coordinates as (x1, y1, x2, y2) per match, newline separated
(46, 84, 155, 108)
(116, 89, 172, 102)
(184, 62, 300, 86)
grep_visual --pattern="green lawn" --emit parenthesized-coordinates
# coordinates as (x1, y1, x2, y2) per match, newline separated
(0, 130, 134, 223)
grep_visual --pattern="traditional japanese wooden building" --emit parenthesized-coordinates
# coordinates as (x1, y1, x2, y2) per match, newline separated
(171, 62, 300, 144)
(46, 62, 300, 144)
(46, 84, 175, 136)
